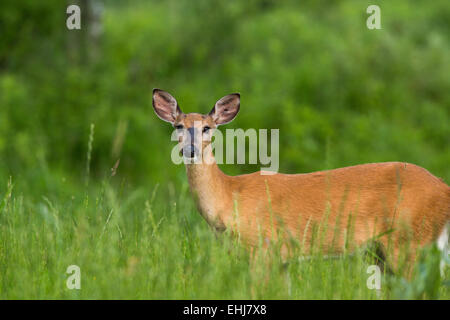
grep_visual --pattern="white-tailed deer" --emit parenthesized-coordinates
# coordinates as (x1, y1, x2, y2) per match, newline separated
(152, 89, 449, 273)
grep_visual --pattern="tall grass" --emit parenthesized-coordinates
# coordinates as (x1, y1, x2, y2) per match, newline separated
(0, 174, 447, 299)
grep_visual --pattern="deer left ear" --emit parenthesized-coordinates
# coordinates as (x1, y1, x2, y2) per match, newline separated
(209, 93, 240, 125)
(152, 88, 183, 124)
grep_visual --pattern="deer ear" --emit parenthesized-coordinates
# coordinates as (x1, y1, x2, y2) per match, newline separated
(152, 89, 183, 124)
(209, 93, 240, 125)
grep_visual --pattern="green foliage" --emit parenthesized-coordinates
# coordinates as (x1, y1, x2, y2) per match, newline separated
(0, 0, 448, 299)
(0, 0, 449, 188)
(390, 245, 447, 299)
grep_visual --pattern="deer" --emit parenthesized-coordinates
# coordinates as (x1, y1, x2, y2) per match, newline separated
(152, 88, 450, 274)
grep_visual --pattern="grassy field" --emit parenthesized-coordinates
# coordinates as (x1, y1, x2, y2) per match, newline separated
(0, 156, 448, 299)
(0, 0, 449, 299)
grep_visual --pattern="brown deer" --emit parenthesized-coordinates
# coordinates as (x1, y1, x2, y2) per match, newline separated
(152, 88, 449, 273)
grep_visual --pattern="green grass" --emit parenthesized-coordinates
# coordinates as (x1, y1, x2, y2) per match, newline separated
(0, 175, 448, 299)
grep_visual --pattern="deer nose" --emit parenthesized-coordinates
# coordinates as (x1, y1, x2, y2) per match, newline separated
(182, 145, 197, 158)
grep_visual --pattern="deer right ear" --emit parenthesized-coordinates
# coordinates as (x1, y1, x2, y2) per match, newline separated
(209, 93, 240, 125)
(152, 89, 183, 124)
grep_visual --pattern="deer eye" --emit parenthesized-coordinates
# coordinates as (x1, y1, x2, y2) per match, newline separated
(202, 126, 210, 133)
(174, 124, 183, 130)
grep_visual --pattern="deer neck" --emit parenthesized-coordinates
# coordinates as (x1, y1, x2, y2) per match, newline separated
(185, 148, 230, 231)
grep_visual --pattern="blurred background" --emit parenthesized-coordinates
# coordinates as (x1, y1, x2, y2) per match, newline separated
(0, 0, 449, 198)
